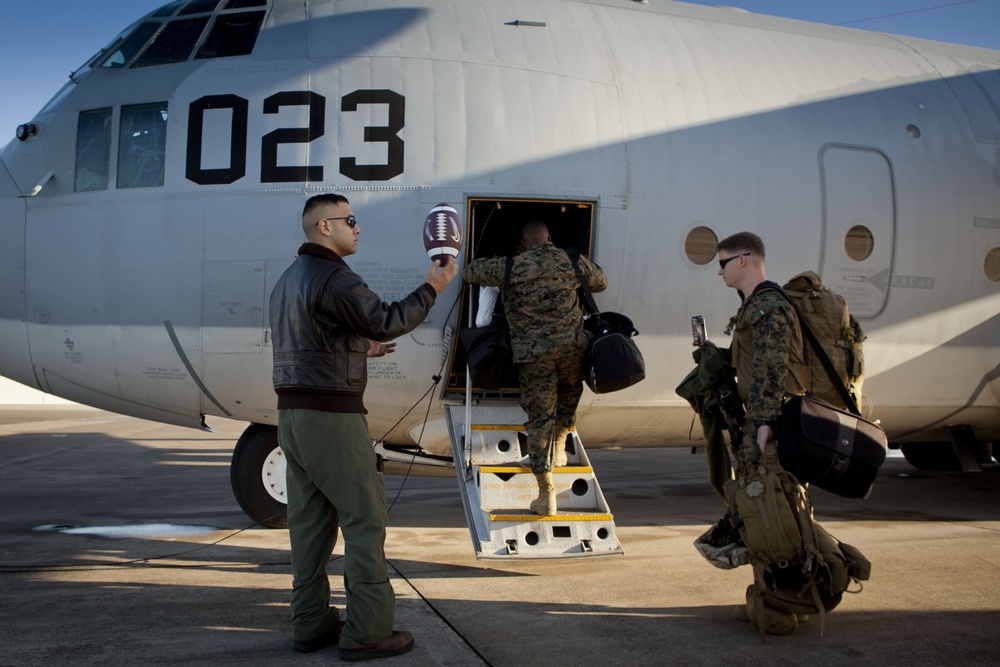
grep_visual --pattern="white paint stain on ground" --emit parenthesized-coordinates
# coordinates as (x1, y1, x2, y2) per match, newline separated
(34, 523, 217, 538)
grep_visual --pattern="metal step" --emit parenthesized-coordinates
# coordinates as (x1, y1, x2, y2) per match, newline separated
(446, 404, 624, 559)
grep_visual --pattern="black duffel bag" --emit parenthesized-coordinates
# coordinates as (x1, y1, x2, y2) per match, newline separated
(779, 395, 887, 499)
(459, 319, 514, 390)
(460, 257, 515, 391)
(583, 311, 645, 394)
(566, 248, 645, 395)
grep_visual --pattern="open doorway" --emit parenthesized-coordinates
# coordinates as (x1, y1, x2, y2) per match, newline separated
(446, 197, 596, 396)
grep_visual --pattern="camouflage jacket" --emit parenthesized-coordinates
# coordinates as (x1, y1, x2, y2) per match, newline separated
(730, 282, 806, 424)
(464, 242, 607, 363)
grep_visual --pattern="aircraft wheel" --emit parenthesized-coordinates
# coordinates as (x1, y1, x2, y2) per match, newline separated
(899, 443, 960, 471)
(231, 423, 288, 529)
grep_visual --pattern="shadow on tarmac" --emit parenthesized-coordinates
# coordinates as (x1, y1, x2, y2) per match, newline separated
(0, 410, 998, 665)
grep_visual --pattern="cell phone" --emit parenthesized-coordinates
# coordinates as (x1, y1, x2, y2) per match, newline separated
(691, 315, 707, 347)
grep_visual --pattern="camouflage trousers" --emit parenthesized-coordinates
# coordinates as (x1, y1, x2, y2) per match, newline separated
(518, 341, 587, 474)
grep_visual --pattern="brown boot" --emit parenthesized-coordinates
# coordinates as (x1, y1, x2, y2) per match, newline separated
(338, 630, 414, 662)
(529, 472, 557, 515)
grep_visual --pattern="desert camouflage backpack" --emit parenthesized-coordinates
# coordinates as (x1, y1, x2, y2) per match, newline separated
(725, 445, 870, 639)
(781, 272, 865, 411)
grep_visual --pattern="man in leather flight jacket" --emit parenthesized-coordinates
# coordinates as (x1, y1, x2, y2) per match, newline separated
(269, 193, 456, 660)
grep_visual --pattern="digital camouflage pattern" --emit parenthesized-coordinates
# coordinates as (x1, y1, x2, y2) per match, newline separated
(464, 241, 606, 472)
(519, 345, 586, 474)
(463, 242, 606, 363)
(730, 286, 805, 473)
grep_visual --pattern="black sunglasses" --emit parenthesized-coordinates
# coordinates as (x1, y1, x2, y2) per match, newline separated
(323, 215, 357, 228)
(718, 252, 750, 269)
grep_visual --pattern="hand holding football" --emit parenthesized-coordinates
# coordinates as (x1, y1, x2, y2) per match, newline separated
(423, 203, 462, 266)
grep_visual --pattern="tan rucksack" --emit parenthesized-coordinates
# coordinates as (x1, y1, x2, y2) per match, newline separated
(726, 445, 870, 639)
(782, 272, 865, 411)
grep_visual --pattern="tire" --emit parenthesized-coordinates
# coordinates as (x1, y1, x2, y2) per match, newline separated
(899, 443, 961, 471)
(230, 423, 288, 528)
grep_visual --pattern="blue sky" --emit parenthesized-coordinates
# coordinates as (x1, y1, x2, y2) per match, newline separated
(1, 0, 998, 145)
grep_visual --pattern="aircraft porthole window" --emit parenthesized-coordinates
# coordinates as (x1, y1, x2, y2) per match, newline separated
(845, 225, 874, 261)
(907, 124, 922, 139)
(985, 248, 1000, 282)
(684, 225, 718, 266)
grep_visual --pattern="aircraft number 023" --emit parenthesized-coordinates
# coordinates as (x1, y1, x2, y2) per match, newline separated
(185, 89, 404, 185)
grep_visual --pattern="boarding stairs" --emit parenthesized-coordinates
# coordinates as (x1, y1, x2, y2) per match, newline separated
(446, 403, 624, 559)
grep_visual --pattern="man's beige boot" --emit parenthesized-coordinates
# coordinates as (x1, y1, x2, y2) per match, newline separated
(552, 428, 570, 467)
(529, 472, 557, 515)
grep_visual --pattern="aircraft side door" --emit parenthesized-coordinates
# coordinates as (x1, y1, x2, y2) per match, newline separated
(819, 145, 896, 319)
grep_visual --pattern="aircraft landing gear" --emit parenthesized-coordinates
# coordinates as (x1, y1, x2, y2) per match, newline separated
(900, 443, 961, 471)
(231, 423, 288, 528)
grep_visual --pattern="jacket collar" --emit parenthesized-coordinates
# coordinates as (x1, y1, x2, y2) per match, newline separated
(298, 242, 348, 268)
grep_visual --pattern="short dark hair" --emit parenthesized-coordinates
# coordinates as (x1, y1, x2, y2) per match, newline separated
(302, 193, 349, 220)
(717, 231, 765, 259)
(522, 220, 550, 241)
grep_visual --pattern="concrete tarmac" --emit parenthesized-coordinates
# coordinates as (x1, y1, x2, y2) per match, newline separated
(0, 406, 998, 666)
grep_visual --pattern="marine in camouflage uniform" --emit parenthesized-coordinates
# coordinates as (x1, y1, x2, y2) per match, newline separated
(730, 286, 806, 476)
(717, 232, 806, 480)
(464, 221, 606, 514)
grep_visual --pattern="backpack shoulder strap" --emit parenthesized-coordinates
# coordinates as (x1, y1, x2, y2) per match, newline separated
(770, 284, 861, 416)
(567, 248, 600, 315)
(502, 256, 513, 297)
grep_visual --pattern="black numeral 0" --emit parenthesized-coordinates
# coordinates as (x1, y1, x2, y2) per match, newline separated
(186, 94, 249, 185)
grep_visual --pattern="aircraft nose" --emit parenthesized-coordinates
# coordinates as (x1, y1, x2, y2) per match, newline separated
(0, 153, 36, 389)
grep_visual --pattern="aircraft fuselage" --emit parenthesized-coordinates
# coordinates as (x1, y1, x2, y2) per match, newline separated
(1, 0, 999, 462)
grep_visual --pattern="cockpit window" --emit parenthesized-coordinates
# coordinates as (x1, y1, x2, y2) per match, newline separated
(94, 1, 268, 69)
(197, 11, 266, 59)
(134, 17, 210, 67)
(75, 109, 113, 192)
(101, 23, 160, 68)
(153, 1, 187, 17)
(180, 0, 223, 15)
(118, 103, 168, 189)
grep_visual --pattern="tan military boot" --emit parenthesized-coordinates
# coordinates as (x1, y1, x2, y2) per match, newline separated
(552, 428, 569, 467)
(529, 472, 557, 515)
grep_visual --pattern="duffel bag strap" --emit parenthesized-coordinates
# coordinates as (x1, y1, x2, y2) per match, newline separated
(567, 248, 600, 316)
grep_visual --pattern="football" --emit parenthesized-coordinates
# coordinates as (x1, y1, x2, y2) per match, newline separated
(422, 203, 462, 266)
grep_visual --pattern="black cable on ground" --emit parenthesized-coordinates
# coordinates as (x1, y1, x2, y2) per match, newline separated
(386, 558, 493, 666)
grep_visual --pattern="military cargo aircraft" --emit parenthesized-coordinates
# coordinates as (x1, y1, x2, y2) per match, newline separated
(1, 0, 998, 528)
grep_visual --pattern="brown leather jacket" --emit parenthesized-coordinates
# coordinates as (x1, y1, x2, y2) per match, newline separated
(269, 243, 436, 413)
